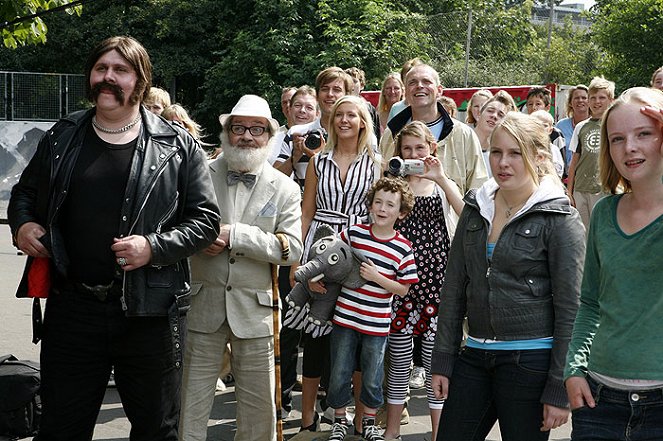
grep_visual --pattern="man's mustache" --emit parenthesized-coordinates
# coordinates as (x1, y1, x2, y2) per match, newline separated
(91, 81, 125, 104)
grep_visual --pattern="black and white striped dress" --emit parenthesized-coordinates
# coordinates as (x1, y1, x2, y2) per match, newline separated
(302, 149, 381, 259)
(284, 149, 380, 336)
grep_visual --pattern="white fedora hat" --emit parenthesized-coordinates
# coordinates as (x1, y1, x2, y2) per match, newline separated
(218, 94, 279, 135)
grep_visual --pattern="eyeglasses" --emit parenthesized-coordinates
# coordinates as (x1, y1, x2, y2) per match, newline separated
(230, 125, 267, 136)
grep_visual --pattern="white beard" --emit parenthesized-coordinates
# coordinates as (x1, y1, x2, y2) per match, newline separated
(223, 144, 271, 172)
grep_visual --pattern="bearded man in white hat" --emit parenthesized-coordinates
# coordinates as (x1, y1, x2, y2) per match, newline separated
(180, 95, 303, 441)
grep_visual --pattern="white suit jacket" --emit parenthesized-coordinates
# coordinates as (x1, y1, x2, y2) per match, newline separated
(188, 155, 303, 338)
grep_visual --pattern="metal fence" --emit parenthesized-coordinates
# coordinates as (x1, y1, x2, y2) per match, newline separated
(0, 71, 87, 121)
(408, 4, 592, 89)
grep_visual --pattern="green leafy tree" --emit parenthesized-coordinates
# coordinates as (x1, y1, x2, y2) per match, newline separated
(0, 0, 602, 138)
(1, 0, 82, 48)
(591, 0, 663, 89)
(467, 0, 536, 62)
(197, 0, 436, 134)
(524, 16, 603, 85)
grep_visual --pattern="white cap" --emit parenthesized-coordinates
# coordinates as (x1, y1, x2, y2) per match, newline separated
(219, 94, 279, 135)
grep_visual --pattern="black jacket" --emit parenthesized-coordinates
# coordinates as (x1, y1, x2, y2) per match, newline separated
(9, 107, 220, 317)
(386, 101, 454, 142)
(431, 178, 585, 407)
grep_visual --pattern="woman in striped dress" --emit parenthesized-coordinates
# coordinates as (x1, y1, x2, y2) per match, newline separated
(295, 95, 381, 432)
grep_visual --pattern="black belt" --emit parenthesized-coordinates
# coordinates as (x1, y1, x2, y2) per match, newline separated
(61, 279, 123, 302)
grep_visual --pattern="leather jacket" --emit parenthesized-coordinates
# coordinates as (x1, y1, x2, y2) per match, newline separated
(9, 107, 221, 317)
(431, 178, 585, 407)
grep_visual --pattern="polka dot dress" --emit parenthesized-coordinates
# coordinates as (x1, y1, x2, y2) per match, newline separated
(391, 186, 451, 342)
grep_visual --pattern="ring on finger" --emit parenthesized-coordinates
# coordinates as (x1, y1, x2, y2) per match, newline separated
(118, 257, 128, 266)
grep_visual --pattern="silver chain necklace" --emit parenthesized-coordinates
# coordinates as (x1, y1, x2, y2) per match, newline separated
(499, 191, 528, 218)
(92, 114, 141, 134)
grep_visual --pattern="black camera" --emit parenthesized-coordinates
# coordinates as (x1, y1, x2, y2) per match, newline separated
(304, 128, 328, 149)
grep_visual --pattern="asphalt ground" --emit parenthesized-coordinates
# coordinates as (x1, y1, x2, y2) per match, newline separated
(0, 224, 571, 441)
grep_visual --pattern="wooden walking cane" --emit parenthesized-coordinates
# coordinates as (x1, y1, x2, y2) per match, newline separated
(273, 233, 290, 441)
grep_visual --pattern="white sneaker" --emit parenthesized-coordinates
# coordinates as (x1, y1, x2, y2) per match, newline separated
(322, 406, 353, 425)
(409, 366, 425, 389)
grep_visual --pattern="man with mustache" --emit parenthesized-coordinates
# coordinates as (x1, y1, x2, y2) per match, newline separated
(8, 36, 220, 440)
(180, 95, 303, 441)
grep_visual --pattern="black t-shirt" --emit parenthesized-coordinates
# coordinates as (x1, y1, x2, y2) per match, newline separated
(61, 125, 136, 285)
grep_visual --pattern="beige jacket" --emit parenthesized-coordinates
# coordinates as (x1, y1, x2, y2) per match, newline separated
(188, 155, 303, 338)
(379, 103, 488, 195)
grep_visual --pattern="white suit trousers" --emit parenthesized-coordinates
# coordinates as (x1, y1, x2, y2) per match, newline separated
(179, 322, 276, 441)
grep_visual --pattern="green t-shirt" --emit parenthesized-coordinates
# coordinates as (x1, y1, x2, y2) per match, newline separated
(573, 118, 602, 194)
(565, 195, 663, 380)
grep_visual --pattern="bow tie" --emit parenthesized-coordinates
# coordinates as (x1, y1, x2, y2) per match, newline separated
(227, 170, 257, 189)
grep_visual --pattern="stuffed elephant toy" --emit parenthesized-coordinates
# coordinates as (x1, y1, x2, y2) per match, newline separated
(286, 224, 366, 328)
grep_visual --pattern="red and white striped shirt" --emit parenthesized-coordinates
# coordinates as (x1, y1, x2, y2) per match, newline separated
(334, 224, 419, 336)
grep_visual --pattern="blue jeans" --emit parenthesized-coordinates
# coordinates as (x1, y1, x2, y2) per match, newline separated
(327, 325, 387, 410)
(437, 347, 551, 441)
(571, 376, 663, 441)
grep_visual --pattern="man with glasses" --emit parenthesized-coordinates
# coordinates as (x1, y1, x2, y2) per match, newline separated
(180, 94, 303, 441)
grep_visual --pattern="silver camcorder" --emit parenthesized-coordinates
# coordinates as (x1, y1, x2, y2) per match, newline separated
(388, 157, 425, 176)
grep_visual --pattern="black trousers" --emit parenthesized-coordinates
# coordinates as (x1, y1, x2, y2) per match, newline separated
(278, 265, 301, 409)
(35, 288, 184, 441)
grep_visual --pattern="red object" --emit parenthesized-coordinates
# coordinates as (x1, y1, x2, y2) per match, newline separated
(442, 84, 557, 113)
(361, 90, 381, 107)
(27, 257, 50, 298)
(362, 84, 558, 116)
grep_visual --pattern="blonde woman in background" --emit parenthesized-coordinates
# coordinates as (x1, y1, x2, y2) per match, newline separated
(378, 73, 404, 135)
(162, 104, 203, 139)
(440, 96, 458, 119)
(473, 91, 517, 176)
(144, 86, 171, 115)
(465, 89, 493, 127)
(650, 67, 663, 91)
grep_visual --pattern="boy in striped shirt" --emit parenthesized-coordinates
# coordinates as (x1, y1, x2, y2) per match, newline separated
(322, 178, 418, 441)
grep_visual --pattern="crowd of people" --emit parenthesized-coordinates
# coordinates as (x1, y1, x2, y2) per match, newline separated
(8, 34, 663, 441)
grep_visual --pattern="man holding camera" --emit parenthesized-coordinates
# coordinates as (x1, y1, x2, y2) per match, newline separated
(379, 64, 487, 195)
(274, 68, 354, 178)
(273, 85, 322, 185)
